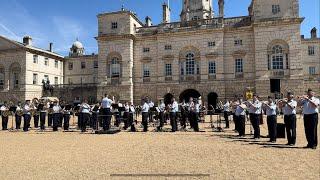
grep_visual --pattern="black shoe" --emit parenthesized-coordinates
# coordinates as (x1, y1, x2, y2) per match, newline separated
(311, 146, 317, 150)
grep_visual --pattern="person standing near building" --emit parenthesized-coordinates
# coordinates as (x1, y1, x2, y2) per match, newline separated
(52, 101, 62, 132)
(299, 89, 319, 149)
(263, 96, 277, 143)
(15, 102, 23, 130)
(235, 97, 246, 137)
(246, 94, 262, 139)
(101, 94, 114, 131)
(0, 101, 9, 130)
(223, 100, 230, 129)
(80, 99, 91, 133)
(170, 97, 179, 132)
(157, 99, 166, 131)
(279, 92, 297, 146)
(23, 100, 32, 132)
(141, 98, 150, 132)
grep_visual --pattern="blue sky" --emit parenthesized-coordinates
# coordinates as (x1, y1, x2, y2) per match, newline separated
(0, 0, 319, 56)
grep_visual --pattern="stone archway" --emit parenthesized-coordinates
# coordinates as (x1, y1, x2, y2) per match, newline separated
(179, 89, 201, 103)
(207, 92, 218, 110)
(163, 93, 174, 105)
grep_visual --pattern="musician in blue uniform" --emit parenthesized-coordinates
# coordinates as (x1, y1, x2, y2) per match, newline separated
(23, 100, 32, 132)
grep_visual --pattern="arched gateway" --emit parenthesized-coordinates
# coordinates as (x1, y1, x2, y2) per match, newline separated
(179, 89, 201, 103)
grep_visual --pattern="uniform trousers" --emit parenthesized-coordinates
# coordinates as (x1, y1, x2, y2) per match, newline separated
(250, 113, 261, 139)
(15, 115, 22, 129)
(40, 112, 46, 130)
(1, 115, 8, 130)
(63, 114, 70, 130)
(267, 115, 277, 142)
(224, 111, 230, 128)
(53, 113, 61, 131)
(48, 114, 53, 127)
(23, 114, 31, 132)
(101, 108, 111, 131)
(33, 115, 39, 128)
(142, 112, 149, 132)
(304, 113, 318, 148)
(237, 115, 246, 136)
(170, 112, 177, 132)
(284, 114, 297, 145)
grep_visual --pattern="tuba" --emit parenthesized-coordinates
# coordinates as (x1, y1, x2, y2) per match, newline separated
(2, 101, 14, 117)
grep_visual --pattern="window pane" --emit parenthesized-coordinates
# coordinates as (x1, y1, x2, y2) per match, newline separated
(186, 53, 195, 75)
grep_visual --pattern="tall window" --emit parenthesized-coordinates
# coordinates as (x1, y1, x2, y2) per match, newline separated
(33, 73, 38, 85)
(68, 62, 73, 70)
(54, 77, 58, 85)
(13, 73, 19, 88)
(111, 22, 118, 29)
(68, 78, 73, 84)
(272, 5, 281, 14)
(235, 59, 243, 73)
(93, 61, 99, 68)
(81, 62, 86, 69)
(33, 55, 38, 64)
(44, 75, 49, 83)
(309, 67, 316, 75)
(44, 58, 49, 66)
(185, 53, 195, 75)
(272, 45, 284, 70)
(165, 64, 172, 76)
(0, 71, 4, 89)
(111, 57, 120, 77)
(208, 61, 216, 75)
(308, 46, 315, 56)
(54, 60, 58, 68)
(143, 64, 150, 78)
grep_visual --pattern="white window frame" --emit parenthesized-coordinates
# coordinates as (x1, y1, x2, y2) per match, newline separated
(33, 73, 38, 85)
(44, 58, 49, 66)
(33, 55, 38, 64)
(308, 46, 315, 56)
(111, 22, 118, 29)
(68, 62, 73, 70)
(143, 64, 150, 78)
(110, 58, 120, 77)
(272, 5, 281, 14)
(165, 64, 172, 76)
(309, 67, 316, 75)
(54, 60, 58, 68)
(235, 58, 243, 73)
(208, 61, 216, 75)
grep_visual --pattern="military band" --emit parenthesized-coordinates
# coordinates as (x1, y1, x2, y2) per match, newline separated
(0, 88, 319, 149)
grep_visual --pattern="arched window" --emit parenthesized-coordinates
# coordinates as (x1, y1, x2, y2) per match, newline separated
(271, 45, 284, 70)
(110, 57, 120, 77)
(185, 53, 195, 75)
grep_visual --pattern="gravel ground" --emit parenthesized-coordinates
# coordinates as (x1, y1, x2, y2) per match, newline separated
(0, 115, 319, 180)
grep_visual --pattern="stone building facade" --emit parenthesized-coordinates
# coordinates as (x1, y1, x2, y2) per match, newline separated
(92, 0, 319, 107)
(0, 0, 319, 107)
(0, 36, 64, 102)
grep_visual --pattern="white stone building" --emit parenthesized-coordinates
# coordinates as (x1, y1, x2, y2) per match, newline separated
(0, 36, 64, 102)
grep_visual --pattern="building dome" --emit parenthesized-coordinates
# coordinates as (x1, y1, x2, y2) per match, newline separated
(72, 41, 84, 49)
(69, 39, 85, 57)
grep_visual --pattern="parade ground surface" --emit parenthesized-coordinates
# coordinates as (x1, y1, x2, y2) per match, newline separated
(0, 115, 319, 180)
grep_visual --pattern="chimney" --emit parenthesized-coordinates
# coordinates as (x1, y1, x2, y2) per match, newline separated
(23, 36, 32, 46)
(311, 27, 317, 39)
(218, 0, 224, 17)
(145, 16, 152, 27)
(162, 3, 171, 23)
(49, 43, 53, 52)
